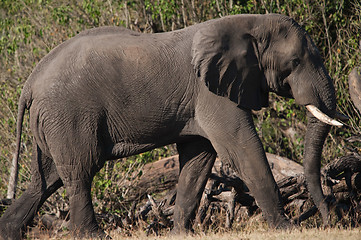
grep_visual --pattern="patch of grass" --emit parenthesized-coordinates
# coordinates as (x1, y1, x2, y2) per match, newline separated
(25, 217, 361, 240)
(109, 227, 361, 240)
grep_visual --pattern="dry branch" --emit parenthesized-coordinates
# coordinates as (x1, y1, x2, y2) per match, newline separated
(129, 152, 361, 229)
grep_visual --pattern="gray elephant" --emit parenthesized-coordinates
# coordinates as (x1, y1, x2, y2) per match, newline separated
(0, 14, 343, 239)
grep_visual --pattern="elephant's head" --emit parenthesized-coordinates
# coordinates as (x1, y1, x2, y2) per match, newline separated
(192, 14, 342, 224)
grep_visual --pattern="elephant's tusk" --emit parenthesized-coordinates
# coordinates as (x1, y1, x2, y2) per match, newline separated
(306, 105, 343, 127)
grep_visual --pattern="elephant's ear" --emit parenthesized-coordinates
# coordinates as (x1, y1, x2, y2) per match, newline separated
(191, 24, 268, 110)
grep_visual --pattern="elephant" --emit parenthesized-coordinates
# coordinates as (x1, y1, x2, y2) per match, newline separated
(0, 13, 343, 239)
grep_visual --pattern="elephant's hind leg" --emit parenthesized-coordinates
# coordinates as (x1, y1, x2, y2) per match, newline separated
(54, 151, 106, 238)
(172, 138, 217, 234)
(60, 176, 100, 237)
(0, 144, 63, 240)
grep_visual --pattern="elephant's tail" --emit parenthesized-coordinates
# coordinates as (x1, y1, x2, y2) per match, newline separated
(6, 83, 32, 199)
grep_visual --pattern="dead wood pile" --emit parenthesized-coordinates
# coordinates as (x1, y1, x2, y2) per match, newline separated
(122, 152, 361, 233)
(2, 152, 361, 235)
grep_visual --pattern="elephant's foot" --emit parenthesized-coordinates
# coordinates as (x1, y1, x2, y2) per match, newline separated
(87, 230, 110, 240)
(261, 207, 293, 230)
(0, 221, 22, 240)
(71, 226, 110, 239)
(274, 218, 293, 230)
(171, 211, 193, 236)
(170, 225, 194, 236)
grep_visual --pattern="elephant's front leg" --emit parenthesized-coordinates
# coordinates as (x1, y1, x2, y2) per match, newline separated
(196, 96, 289, 228)
(173, 138, 217, 233)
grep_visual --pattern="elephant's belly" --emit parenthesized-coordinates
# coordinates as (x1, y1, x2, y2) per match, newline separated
(107, 132, 197, 160)
(104, 110, 198, 160)
(109, 141, 160, 159)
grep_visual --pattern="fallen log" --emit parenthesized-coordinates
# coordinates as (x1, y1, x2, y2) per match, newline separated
(123, 155, 179, 201)
(124, 152, 303, 202)
(131, 152, 361, 229)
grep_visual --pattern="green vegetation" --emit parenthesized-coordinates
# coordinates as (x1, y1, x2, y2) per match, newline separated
(0, 0, 360, 228)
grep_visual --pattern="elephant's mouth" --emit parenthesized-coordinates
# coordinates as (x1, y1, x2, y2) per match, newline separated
(306, 105, 347, 127)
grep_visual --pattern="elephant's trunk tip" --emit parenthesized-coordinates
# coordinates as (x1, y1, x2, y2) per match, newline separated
(306, 105, 345, 127)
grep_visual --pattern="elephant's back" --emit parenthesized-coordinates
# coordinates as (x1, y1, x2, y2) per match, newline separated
(25, 25, 195, 133)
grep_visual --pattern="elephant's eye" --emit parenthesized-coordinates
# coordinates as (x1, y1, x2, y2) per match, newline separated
(292, 58, 300, 68)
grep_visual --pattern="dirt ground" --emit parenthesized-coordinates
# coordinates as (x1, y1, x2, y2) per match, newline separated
(116, 228, 361, 240)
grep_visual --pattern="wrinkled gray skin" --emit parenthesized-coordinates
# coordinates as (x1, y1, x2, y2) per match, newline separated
(0, 14, 336, 239)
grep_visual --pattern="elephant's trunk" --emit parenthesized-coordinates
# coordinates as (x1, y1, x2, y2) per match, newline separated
(296, 66, 339, 225)
(303, 114, 331, 225)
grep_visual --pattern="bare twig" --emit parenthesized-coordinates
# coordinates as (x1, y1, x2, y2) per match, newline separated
(147, 194, 171, 227)
(181, 0, 187, 27)
(190, 0, 198, 23)
(157, 0, 166, 32)
(124, 1, 130, 28)
(320, 1, 333, 70)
